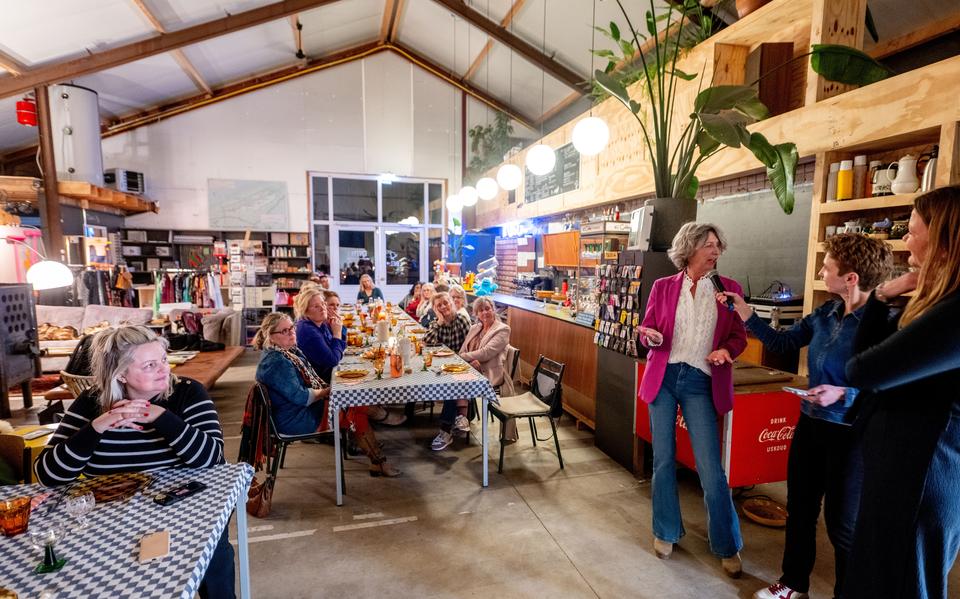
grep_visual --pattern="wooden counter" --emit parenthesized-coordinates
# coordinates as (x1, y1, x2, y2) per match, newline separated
(482, 293, 598, 428)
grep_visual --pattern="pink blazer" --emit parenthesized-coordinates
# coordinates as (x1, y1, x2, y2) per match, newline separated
(637, 271, 747, 415)
(459, 320, 514, 396)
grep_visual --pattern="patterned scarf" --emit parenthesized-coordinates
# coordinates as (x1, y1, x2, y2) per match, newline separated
(275, 347, 325, 389)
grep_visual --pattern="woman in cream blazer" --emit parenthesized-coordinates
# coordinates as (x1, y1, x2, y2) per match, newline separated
(459, 296, 514, 396)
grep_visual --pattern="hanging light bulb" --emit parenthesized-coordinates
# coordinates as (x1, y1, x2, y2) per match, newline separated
(572, 116, 610, 156)
(446, 194, 462, 212)
(526, 144, 556, 176)
(459, 185, 478, 207)
(476, 177, 498, 200)
(496, 164, 522, 191)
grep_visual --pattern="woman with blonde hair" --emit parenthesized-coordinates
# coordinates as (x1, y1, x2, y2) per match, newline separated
(842, 187, 960, 599)
(636, 222, 746, 577)
(293, 286, 344, 383)
(254, 313, 399, 477)
(356, 273, 383, 305)
(35, 325, 233, 598)
(417, 282, 437, 325)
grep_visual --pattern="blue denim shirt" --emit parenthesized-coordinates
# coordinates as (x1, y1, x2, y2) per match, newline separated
(745, 299, 861, 425)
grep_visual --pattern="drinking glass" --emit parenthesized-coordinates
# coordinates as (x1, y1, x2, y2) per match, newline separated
(373, 357, 385, 380)
(29, 522, 68, 574)
(64, 492, 95, 529)
(0, 496, 31, 536)
(423, 351, 433, 369)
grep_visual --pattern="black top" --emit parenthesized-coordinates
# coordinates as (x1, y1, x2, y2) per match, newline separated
(842, 289, 960, 598)
(35, 378, 225, 486)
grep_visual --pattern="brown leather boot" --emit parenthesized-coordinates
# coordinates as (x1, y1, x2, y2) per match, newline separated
(354, 429, 401, 477)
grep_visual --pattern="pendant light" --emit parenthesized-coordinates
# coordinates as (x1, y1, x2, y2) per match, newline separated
(446, 193, 463, 212)
(476, 176, 498, 200)
(572, 0, 610, 156)
(496, 10, 522, 191)
(460, 185, 478, 206)
(525, 1, 555, 176)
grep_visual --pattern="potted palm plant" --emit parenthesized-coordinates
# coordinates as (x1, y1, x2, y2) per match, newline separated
(595, 0, 891, 249)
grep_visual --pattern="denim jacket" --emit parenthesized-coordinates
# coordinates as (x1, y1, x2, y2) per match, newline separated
(745, 299, 861, 424)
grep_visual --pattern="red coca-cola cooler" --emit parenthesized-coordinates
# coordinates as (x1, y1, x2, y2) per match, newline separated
(635, 361, 805, 488)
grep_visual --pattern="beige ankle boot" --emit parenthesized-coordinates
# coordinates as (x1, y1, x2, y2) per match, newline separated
(355, 429, 401, 477)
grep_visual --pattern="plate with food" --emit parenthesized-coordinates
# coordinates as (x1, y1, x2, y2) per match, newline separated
(742, 497, 788, 528)
(407, 328, 426, 334)
(335, 369, 369, 379)
(432, 349, 455, 358)
(361, 348, 387, 360)
(441, 363, 470, 373)
(69, 472, 153, 503)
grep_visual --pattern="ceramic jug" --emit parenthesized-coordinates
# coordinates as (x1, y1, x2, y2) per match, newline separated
(889, 155, 920, 194)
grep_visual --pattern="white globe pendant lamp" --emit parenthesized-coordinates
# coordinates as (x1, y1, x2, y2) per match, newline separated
(459, 185, 478, 207)
(526, 144, 556, 176)
(496, 164, 522, 190)
(446, 194, 462, 212)
(572, 116, 610, 156)
(476, 177, 498, 201)
(26, 260, 74, 291)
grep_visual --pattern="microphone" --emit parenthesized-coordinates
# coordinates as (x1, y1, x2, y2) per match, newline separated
(709, 270, 735, 311)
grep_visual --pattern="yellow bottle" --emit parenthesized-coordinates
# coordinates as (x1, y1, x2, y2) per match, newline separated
(836, 159, 854, 200)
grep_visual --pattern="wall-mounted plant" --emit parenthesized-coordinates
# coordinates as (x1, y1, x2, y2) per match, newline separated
(466, 111, 515, 184)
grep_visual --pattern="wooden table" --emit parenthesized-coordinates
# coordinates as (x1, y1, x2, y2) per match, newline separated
(43, 346, 245, 401)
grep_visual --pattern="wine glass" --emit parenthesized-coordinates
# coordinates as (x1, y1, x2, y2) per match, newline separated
(64, 492, 95, 529)
(29, 522, 68, 574)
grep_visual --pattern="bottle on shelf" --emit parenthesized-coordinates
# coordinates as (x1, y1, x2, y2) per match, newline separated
(866, 160, 882, 197)
(852, 155, 868, 199)
(826, 162, 840, 202)
(836, 159, 854, 200)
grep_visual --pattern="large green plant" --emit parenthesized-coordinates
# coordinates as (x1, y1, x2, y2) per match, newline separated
(466, 111, 515, 184)
(595, 0, 892, 214)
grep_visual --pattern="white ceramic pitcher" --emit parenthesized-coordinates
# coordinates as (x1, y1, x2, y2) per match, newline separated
(889, 154, 920, 194)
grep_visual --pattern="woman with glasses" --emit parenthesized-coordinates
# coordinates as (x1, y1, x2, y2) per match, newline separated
(35, 325, 234, 599)
(253, 313, 399, 477)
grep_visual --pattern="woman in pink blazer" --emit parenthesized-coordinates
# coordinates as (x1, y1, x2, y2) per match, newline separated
(637, 222, 747, 578)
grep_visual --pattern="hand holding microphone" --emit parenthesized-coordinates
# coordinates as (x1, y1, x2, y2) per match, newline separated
(708, 270, 735, 312)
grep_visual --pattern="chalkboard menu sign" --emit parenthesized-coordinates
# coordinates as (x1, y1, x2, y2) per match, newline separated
(524, 143, 580, 203)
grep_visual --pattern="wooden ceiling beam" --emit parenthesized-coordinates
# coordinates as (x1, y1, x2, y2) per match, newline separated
(868, 12, 960, 59)
(101, 41, 385, 137)
(533, 90, 581, 128)
(0, 51, 26, 76)
(430, 0, 585, 92)
(387, 41, 535, 129)
(130, 0, 214, 96)
(463, 0, 526, 82)
(0, 0, 343, 99)
(380, 0, 398, 43)
(389, 0, 407, 41)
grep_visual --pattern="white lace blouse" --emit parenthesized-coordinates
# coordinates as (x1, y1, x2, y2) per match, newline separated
(668, 272, 718, 376)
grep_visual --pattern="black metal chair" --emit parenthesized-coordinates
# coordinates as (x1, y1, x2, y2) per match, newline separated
(488, 355, 565, 473)
(252, 383, 346, 493)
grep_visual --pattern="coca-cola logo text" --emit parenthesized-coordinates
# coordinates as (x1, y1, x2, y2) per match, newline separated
(758, 426, 795, 443)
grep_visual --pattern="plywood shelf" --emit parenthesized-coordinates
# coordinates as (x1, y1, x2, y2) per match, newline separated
(818, 193, 918, 213)
(0, 176, 156, 215)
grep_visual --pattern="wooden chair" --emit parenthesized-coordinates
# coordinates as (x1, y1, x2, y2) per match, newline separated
(488, 355, 565, 473)
(252, 383, 346, 493)
(59, 370, 95, 399)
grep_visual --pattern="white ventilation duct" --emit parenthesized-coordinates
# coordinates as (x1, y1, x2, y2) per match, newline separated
(48, 84, 104, 186)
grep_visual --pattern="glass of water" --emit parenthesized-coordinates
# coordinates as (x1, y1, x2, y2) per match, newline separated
(63, 492, 95, 529)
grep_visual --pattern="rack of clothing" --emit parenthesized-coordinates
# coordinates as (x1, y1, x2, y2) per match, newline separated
(152, 268, 224, 311)
(76, 265, 135, 307)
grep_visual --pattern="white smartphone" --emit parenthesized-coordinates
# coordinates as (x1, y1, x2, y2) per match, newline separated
(782, 386, 811, 397)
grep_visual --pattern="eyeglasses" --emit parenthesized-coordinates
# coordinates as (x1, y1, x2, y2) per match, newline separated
(271, 327, 295, 336)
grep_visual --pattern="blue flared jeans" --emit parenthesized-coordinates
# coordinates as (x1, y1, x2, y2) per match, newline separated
(648, 362, 742, 558)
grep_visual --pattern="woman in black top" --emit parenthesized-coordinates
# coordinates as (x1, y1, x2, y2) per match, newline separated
(35, 325, 232, 599)
(842, 187, 960, 599)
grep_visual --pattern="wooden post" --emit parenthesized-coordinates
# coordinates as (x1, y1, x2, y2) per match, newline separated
(712, 43, 749, 86)
(936, 120, 960, 188)
(804, 0, 867, 105)
(34, 85, 65, 260)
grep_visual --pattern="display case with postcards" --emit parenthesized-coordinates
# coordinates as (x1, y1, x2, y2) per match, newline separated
(594, 262, 644, 357)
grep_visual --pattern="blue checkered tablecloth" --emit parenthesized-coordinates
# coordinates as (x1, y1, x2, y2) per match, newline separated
(0, 463, 253, 599)
(329, 312, 498, 423)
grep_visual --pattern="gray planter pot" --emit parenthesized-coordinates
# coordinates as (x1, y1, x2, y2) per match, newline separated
(645, 197, 698, 251)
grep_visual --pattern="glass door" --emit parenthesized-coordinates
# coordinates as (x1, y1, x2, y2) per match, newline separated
(382, 227, 424, 301)
(331, 225, 378, 303)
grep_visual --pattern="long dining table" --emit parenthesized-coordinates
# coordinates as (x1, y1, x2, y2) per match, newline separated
(329, 306, 497, 506)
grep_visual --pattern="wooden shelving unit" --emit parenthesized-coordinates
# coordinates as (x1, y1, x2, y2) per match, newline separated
(0, 176, 157, 215)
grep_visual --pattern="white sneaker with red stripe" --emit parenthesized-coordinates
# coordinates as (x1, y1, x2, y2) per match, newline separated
(753, 582, 808, 599)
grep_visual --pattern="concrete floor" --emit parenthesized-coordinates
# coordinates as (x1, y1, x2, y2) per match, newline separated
(210, 351, 838, 599)
(8, 349, 958, 598)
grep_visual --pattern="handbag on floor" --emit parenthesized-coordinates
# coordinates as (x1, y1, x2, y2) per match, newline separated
(246, 473, 275, 518)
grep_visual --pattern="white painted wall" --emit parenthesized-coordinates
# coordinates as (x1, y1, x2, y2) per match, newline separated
(105, 51, 463, 231)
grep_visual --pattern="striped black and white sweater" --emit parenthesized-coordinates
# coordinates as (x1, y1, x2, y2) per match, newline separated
(35, 378, 225, 487)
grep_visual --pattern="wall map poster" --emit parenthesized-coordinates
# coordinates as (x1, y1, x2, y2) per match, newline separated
(208, 178, 289, 231)
(523, 143, 580, 203)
